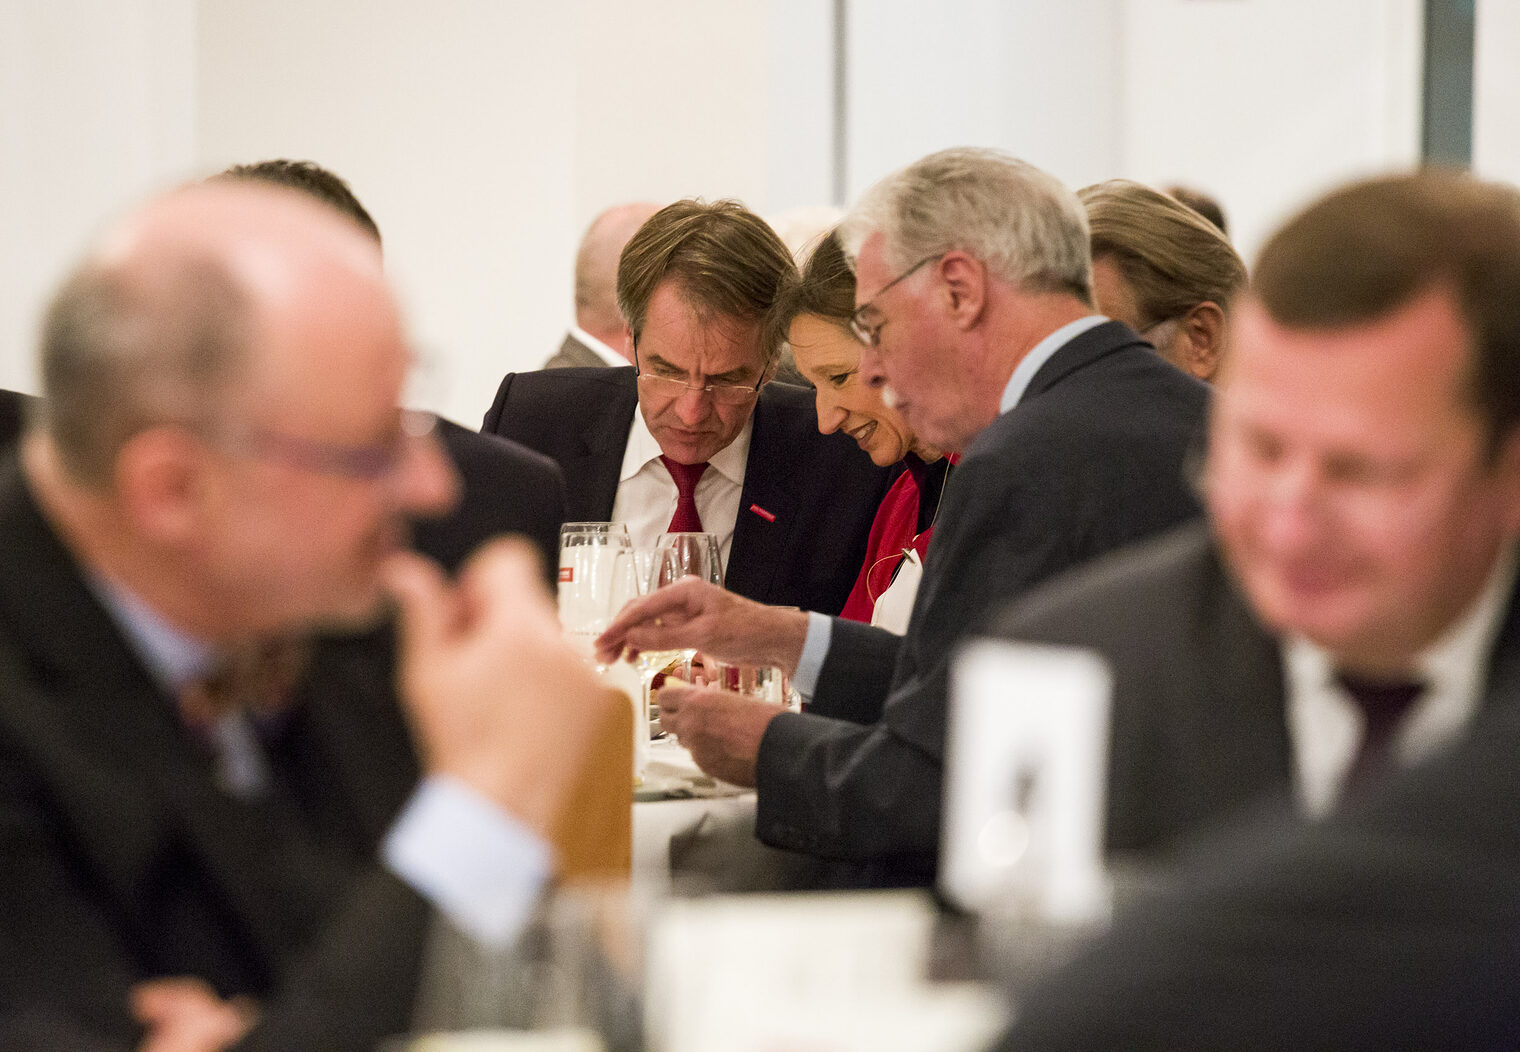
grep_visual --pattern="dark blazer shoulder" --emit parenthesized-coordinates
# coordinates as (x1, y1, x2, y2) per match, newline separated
(415, 419, 567, 574)
(482, 366, 638, 439)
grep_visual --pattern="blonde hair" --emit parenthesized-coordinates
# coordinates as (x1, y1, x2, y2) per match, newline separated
(1080, 179, 1245, 328)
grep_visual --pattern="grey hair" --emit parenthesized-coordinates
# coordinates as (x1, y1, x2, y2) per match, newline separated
(38, 254, 252, 486)
(838, 147, 1093, 303)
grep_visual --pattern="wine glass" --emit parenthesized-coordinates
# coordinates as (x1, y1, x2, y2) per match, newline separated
(558, 526, 632, 662)
(653, 531, 724, 589)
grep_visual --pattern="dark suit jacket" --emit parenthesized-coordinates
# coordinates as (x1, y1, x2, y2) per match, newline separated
(0, 389, 34, 448)
(413, 418, 566, 577)
(481, 367, 893, 615)
(998, 639, 1520, 1049)
(0, 459, 429, 1050)
(542, 331, 613, 370)
(754, 322, 1209, 884)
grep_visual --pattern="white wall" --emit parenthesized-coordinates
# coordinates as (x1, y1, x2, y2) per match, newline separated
(1116, 0, 1423, 265)
(846, 0, 1124, 201)
(0, 0, 195, 394)
(846, 0, 1422, 267)
(1473, 0, 1520, 186)
(195, 0, 783, 427)
(9, 0, 1519, 423)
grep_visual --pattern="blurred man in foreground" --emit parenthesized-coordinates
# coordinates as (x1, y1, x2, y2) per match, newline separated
(0, 182, 628, 1051)
(997, 170, 1520, 1046)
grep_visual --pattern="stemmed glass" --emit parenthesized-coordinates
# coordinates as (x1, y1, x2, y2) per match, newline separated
(636, 533, 724, 726)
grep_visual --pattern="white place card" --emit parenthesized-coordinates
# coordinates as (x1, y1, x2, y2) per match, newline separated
(941, 640, 1112, 925)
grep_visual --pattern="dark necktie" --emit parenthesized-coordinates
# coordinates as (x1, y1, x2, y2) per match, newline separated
(661, 455, 709, 533)
(179, 638, 311, 797)
(1334, 671, 1425, 797)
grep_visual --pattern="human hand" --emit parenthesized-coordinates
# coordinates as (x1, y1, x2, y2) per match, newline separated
(595, 577, 809, 674)
(132, 977, 256, 1052)
(657, 679, 786, 788)
(384, 538, 633, 877)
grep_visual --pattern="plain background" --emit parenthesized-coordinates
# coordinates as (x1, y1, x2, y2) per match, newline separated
(4, 0, 1516, 428)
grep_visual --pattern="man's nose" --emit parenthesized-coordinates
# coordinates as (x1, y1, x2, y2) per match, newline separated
(858, 343, 889, 391)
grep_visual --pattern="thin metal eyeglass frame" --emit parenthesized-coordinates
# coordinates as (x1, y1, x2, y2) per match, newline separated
(632, 342, 763, 406)
(233, 408, 439, 481)
(849, 253, 945, 347)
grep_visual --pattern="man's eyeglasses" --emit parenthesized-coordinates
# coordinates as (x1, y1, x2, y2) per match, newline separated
(229, 409, 439, 482)
(633, 345, 763, 406)
(849, 253, 944, 347)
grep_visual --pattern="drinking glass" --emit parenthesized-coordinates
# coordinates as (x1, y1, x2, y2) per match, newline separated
(653, 531, 723, 589)
(624, 549, 687, 715)
(558, 528, 633, 662)
(704, 662, 792, 708)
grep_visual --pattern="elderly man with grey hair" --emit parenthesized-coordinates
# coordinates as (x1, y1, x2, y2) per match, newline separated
(599, 147, 1208, 887)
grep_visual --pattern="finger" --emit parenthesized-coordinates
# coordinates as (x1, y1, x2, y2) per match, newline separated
(461, 537, 556, 625)
(655, 679, 692, 715)
(381, 549, 452, 657)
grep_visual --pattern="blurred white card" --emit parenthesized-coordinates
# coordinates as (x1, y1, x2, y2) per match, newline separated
(942, 640, 1112, 923)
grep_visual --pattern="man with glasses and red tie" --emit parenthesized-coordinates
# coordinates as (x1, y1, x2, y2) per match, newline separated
(482, 199, 892, 615)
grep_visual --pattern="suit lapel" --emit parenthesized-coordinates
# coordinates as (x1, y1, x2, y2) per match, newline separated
(562, 370, 639, 521)
(725, 389, 801, 603)
(1477, 570, 1520, 715)
(1022, 320, 1148, 400)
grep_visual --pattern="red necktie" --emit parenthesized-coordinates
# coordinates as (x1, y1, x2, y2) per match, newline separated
(1334, 671, 1424, 797)
(660, 455, 709, 533)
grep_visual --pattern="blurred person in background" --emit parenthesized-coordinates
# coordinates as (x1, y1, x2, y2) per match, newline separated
(1082, 179, 1246, 383)
(544, 201, 663, 369)
(1165, 182, 1229, 236)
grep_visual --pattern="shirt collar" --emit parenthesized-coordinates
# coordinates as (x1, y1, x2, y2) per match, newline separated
(570, 326, 631, 367)
(619, 400, 754, 486)
(998, 315, 1108, 414)
(86, 570, 216, 693)
(1287, 541, 1520, 703)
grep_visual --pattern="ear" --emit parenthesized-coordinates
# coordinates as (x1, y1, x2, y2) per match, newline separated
(939, 251, 987, 332)
(1176, 301, 1227, 382)
(113, 426, 213, 545)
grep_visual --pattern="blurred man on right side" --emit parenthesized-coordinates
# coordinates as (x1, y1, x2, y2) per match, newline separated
(996, 169, 1520, 1048)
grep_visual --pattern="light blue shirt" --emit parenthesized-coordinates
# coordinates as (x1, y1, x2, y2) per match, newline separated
(792, 316, 1109, 696)
(90, 573, 548, 949)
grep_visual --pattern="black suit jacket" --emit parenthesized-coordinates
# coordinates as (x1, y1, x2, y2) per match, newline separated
(0, 389, 34, 448)
(754, 322, 1209, 884)
(998, 622, 1520, 1049)
(481, 367, 892, 614)
(542, 331, 611, 370)
(0, 460, 429, 1050)
(413, 418, 566, 577)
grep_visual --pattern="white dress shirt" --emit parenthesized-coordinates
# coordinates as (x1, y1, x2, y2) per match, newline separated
(571, 326, 632, 367)
(1284, 544, 1518, 817)
(610, 404, 753, 574)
